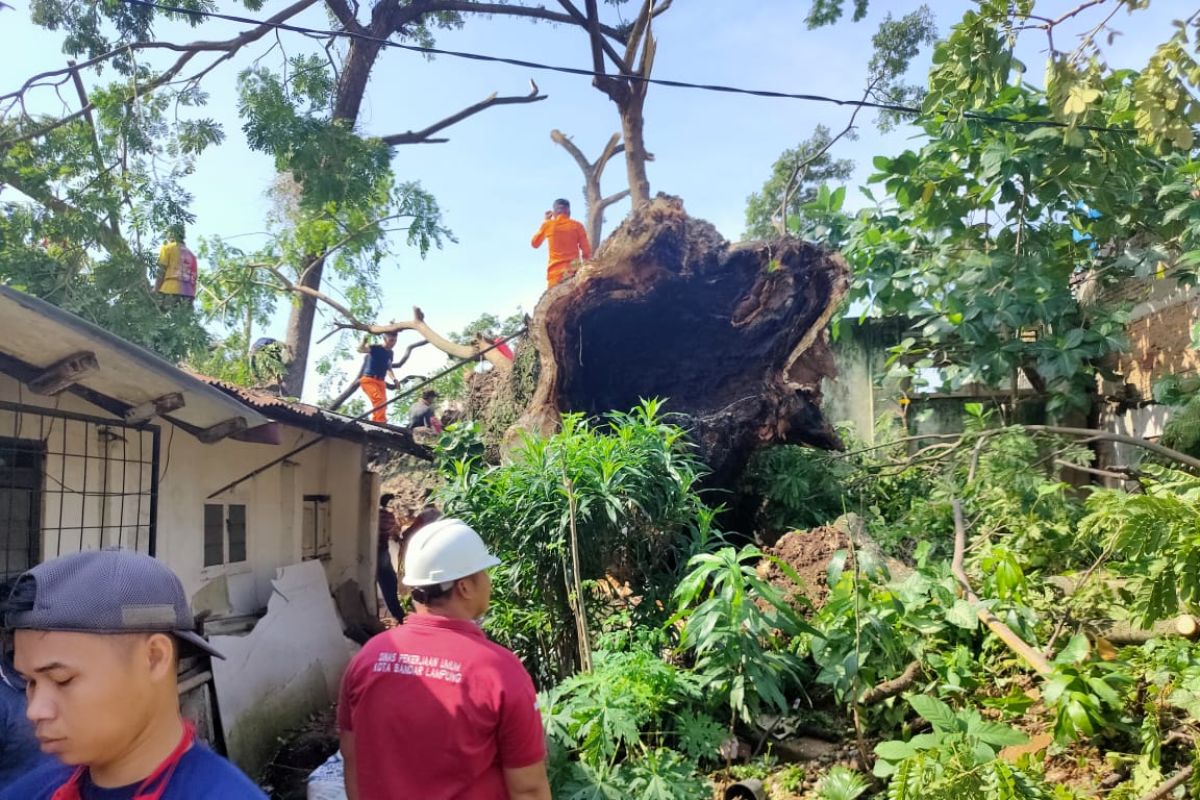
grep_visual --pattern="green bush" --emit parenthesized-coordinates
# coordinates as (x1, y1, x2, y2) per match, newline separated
(541, 649, 716, 800)
(438, 400, 716, 684)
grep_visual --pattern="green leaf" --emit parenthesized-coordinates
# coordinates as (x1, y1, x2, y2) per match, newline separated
(908, 695, 959, 733)
(945, 599, 979, 630)
(1055, 634, 1091, 665)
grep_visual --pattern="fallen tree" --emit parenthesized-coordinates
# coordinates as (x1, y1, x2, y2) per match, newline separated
(504, 194, 849, 486)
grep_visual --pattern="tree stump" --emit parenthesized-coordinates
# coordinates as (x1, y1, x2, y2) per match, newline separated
(512, 195, 849, 486)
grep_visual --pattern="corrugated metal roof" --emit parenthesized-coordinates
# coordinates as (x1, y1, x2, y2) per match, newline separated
(0, 285, 270, 437)
(188, 373, 425, 452)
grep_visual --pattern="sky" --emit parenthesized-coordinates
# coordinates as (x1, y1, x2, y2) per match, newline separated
(0, 0, 1189, 401)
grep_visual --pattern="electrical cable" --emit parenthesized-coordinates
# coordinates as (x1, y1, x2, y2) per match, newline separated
(116, 0, 1134, 135)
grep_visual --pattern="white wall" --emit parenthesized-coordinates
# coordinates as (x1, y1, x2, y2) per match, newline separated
(0, 373, 376, 611)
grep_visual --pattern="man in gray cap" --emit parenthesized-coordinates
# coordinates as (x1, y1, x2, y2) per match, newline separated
(0, 549, 266, 799)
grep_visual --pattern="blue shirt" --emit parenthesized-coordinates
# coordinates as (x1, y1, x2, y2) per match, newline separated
(364, 344, 393, 379)
(0, 658, 50, 786)
(0, 744, 266, 800)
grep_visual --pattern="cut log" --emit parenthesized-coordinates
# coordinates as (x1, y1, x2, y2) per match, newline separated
(513, 195, 849, 485)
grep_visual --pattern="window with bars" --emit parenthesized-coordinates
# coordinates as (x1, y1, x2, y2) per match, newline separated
(203, 503, 247, 568)
(0, 401, 159, 582)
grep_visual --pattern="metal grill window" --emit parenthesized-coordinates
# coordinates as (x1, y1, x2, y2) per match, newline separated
(0, 400, 159, 582)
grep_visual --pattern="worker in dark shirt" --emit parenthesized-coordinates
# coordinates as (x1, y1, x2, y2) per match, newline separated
(408, 389, 441, 431)
(0, 647, 49, 786)
(357, 333, 399, 424)
(376, 493, 404, 622)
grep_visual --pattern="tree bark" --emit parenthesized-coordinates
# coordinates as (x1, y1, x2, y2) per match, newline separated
(282, 255, 325, 397)
(618, 95, 652, 209)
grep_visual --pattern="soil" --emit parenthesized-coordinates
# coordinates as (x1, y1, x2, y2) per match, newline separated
(757, 525, 851, 611)
(257, 706, 339, 800)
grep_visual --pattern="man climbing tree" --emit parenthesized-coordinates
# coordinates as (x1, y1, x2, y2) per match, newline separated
(358, 332, 399, 424)
(532, 199, 592, 288)
(155, 225, 198, 305)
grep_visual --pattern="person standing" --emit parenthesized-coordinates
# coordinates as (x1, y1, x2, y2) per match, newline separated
(357, 332, 399, 424)
(338, 518, 550, 800)
(531, 198, 591, 288)
(376, 493, 405, 623)
(0, 549, 266, 799)
(156, 225, 199, 303)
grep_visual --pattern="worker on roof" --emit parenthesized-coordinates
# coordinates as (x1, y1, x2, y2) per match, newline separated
(531, 198, 591, 288)
(338, 518, 550, 800)
(0, 550, 265, 800)
(155, 224, 198, 304)
(358, 332, 399, 424)
(408, 389, 442, 433)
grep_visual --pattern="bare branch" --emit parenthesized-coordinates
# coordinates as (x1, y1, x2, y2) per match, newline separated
(550, 129, 592, 173)
(421, 0, 628, 42)
(0, 0, 321, 148)
(596, 189, 629, 210)
(381, 80, 546, 145)
(325, 0, 367, 35)
(557, 0, 625, 67)
(336, 306, 513, 369)
(952, 499, 1054, 675)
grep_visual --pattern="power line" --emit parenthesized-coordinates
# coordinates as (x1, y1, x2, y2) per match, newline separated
(118, 0, 1134, 135)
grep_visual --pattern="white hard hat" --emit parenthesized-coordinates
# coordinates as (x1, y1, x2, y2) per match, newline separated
(403, 517, 501, 587)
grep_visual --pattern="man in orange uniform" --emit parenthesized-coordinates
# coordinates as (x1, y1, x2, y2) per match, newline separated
(531, 198, 591, 287)
(357, 332, 399, 424)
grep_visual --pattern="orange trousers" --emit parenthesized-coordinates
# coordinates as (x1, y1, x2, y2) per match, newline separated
(547, 260, 576, 287)
(360, 376, 388, 423)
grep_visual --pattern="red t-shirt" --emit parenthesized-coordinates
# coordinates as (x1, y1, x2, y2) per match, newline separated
(338, 614, 546, 800)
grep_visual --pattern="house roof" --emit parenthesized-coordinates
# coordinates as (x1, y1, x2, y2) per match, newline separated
(0, 285, 269, 440)
(188, 373, 428, 457)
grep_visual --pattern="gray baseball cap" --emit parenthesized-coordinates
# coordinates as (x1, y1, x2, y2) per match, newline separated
(4, 549, 223, 660)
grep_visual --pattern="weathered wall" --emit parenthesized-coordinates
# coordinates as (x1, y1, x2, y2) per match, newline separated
(1105, 278, 1200, 400)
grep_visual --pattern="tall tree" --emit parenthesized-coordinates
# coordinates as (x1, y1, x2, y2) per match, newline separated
(803, 0, 1200, 413)
(1, 0, 639, 393)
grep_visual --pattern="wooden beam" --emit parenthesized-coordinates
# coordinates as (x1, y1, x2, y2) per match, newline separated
(196, 417, 248, 444)
(28, 351, 98, 395)
(123, 392, 185, 425)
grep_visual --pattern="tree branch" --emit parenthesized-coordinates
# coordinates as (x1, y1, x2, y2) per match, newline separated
(557, 0, 625, 67)
(952, 499, 1054, 676)
(381, 80, 546, 145)
(550, 128, 593, 173)
(325, 0, 367, 35)
(335, 306, 513, 369)
(0, 165, 131, 257)
(596, 189, 630, 210)
(421, 0, 628, 42)
(0, 0, 321, 148)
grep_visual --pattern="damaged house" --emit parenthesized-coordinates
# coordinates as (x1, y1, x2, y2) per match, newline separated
(0, 285, 426, 776)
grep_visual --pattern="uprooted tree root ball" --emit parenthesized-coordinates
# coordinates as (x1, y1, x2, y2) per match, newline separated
(511, 195, 849, 485)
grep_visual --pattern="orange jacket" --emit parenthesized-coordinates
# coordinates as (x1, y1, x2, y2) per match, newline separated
(532, 215, 591, 266)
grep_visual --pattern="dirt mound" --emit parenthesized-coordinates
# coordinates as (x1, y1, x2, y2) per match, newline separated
(757, 513, 906, 611)
(757, 525, 851, 611)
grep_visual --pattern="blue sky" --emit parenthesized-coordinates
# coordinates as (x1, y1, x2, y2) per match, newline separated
(0, 1, 1186, 399)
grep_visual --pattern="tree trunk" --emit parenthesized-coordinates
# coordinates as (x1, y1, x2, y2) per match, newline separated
(619, 97, 652, 209)
(505, 195, 848, 486)
(282, 255, 325, 397)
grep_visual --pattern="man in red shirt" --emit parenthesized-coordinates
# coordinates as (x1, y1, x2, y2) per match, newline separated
(338, 518, 550, 800)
